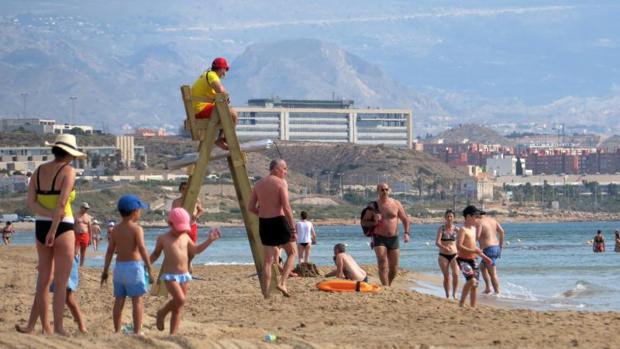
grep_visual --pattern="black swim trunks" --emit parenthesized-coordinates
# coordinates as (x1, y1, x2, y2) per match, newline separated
(372, 235, 399, 250)
(456, 257, 480, 281)
(259, 216, 292, 246)
(35, 220, 74, 244)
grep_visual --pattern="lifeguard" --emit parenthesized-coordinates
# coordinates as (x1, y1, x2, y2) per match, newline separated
(191, 57, 238, 150)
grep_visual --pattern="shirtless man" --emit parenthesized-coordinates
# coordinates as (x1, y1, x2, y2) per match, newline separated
(457, 206, 493, 307)
(361, 183, 410, 286)
(248, 159, 297, 298)
(74, 202, 92, 266)
(477, 214, 505, 294)
(325, 243, 368, 282)
(171, 181, 204, 245)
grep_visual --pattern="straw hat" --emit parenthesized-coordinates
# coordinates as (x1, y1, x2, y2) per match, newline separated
(45, 134, 86, 158)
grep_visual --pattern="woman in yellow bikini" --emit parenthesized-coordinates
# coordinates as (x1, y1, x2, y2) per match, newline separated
(19, 134, 85, 335)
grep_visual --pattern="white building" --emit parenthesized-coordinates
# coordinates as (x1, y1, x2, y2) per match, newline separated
(0, 118, 95, 135)
(234, 99, 414, 148)
(486, 155, 521, 177)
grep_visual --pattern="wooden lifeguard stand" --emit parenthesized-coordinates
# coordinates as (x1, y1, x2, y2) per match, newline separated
(179, 86, 276, 293)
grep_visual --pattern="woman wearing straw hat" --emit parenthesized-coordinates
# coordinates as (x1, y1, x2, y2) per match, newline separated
(17, 134, 86, 335)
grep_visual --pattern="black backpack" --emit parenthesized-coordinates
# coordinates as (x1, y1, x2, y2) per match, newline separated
(360, 201, 379, 237)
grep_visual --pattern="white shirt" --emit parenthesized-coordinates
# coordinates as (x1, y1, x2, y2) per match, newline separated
(296, 220, 313, 244)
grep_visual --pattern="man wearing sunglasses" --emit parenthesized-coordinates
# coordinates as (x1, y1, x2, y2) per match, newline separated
(371, 183, 411, 286)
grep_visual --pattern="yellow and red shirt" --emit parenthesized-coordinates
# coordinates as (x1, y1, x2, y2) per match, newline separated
(191, 70, 220, 114)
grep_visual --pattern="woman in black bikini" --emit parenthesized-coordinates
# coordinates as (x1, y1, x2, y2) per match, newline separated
(435, 209, 460, 299)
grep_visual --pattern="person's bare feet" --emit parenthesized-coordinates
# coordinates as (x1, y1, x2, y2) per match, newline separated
(15, 324, 34, 334)
(276, 285, 291, 297)
(215, 138, 229, 150)
(54, 328, 70, 337)
(483, 289, 492, 295)
(156, 310, 165, 331)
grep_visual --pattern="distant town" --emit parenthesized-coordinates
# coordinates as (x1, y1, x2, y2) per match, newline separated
(1, 97, 620, 221)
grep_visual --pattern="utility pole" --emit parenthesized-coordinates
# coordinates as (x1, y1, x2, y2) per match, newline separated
(20, 92, 28, 118)
(69, 96, 77, 124)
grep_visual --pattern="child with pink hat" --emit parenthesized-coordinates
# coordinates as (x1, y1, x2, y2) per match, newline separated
(149, 207, 221, 335)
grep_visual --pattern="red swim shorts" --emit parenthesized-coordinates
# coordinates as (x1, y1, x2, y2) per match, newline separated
(188, 223, 198, 244)
(196, 103, 215, 119)
(75, 232, 90, 248)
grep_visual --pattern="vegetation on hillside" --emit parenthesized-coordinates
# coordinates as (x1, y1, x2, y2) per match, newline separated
(431, 124, 513, 146)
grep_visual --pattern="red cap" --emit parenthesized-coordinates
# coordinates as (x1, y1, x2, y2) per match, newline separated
(212, 57, 229, 71)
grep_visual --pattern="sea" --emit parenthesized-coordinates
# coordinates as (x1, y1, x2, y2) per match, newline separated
(10, 221, 620, 312)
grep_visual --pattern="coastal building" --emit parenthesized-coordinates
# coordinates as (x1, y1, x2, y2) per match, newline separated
(486, 155, 519, 177)
(0, 117, 96, 135)
(235, 99, 414, 148)
(0, 136, 146, 174)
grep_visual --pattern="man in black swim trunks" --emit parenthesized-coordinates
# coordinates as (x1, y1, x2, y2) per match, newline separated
(364, 183, 411, 286)
(248, 159, 297, 298)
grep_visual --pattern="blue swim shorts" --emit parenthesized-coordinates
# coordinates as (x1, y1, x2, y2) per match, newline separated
(161, 272, 192, 284)
(50, 255, 80, 292)
(483, 245, 501, 267)
(113, 261, 148, 297)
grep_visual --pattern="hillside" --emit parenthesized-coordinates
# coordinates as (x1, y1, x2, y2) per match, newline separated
(431, 124, 513, 146)
(600, 135, 620, 151)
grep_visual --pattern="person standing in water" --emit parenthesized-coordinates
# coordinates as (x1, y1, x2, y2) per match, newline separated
(477, 214, 505, 294)
(435, 209, 460, 299)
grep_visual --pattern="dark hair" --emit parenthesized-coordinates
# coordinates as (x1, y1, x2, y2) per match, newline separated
(51, 146, 70, 159)
(6, 221, 11, 225)
(334, 243, 346, 254)
(119, 209, 134, 218)
(300, 211, 308, 220)
(445, 209, 455, 217)
(179, 181, 188, 191)
(597, 230, 602, 234)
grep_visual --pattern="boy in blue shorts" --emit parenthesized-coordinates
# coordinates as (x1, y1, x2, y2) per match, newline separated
(101, 194, 154, 334)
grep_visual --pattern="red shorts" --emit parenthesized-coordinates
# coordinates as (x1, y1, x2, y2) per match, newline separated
(75, 232, 90, 248)
(196, 103, 215, 119)
(188, 223, 198, 243)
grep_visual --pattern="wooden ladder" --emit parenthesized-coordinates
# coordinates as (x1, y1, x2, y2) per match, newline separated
(179, 85, 276, 294)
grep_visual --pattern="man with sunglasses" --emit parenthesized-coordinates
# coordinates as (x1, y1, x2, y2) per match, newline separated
(370, 183, 411, 286)
(191, 57, 238, 150)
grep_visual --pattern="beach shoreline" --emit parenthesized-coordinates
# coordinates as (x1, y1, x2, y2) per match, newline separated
(9, 211, 620, 233)
(1, 245, 619, 348)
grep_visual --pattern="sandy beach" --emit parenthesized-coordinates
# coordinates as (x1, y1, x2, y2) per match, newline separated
(1, 246, 619, 348)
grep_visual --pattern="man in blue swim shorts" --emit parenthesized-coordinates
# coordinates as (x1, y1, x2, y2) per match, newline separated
(477, 214, 505, 294)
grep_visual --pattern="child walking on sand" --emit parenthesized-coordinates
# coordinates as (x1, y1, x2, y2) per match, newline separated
(15, 255, 87, 334)
(456, 206, 492, 308)
(150, 207, 221, 335)
(101, 194, 154, 334)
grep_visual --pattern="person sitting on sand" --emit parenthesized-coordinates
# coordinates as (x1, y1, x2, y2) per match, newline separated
(456, 206, 492, 308)
(150, 207, 221, 335)
(16, 255, 87, 334)
(101, 194, 154, 335)
(325, 243, 368, 282)
(593, 230, 605, 253)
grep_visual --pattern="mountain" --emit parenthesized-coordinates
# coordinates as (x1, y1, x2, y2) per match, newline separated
(227, 39, 444, 114)
(1, 1, 620, 134)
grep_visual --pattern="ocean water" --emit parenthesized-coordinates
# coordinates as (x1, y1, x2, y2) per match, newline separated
(11, 221, 620, 311)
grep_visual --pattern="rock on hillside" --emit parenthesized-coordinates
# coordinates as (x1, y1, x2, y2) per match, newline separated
(431, 124, 513, 146)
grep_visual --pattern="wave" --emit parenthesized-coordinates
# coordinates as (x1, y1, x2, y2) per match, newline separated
(202, 261, 254, 266)
(555, 280, 612, 299)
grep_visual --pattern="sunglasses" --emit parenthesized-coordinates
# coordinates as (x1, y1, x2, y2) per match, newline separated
(380, 188, 389, 192)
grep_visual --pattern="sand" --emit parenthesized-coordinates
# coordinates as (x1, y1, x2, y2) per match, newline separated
(1, 245, 619, 349)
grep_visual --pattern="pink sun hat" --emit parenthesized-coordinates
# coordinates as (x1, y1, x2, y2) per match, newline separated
(168, 207, 191, 233)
